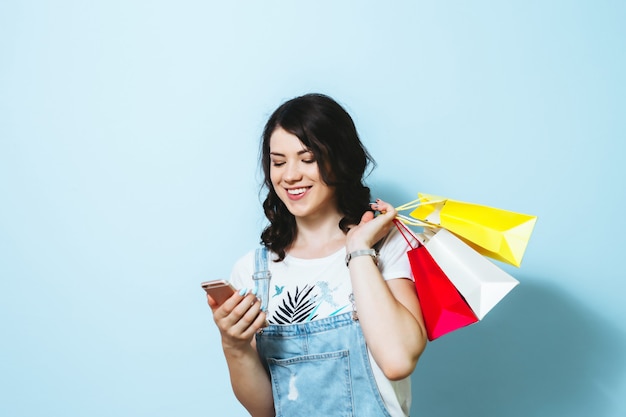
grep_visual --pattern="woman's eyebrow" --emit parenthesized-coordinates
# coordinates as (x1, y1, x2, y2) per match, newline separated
(269, 150, 313, 157)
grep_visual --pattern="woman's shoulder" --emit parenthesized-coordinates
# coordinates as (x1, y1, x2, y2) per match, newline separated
(230, 246, 284, 288)
(230, 246, 278, 276)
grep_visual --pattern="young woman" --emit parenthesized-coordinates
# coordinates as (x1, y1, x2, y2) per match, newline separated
(207, 93, 427, 417)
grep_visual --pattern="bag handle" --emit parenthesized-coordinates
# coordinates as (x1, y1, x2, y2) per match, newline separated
(393, 219, 421, 250)
(395, 196, 445, 229)
(395, 213, 432, 228)
(395, 196, 447, 212)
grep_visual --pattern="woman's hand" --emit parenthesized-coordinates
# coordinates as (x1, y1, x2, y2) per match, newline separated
(208, 290, 267, 351)
(345, 198, 397, 252)
(207, 291, 276, 417)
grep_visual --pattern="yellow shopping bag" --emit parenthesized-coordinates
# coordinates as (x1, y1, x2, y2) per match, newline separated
(397, 193, 537, 267)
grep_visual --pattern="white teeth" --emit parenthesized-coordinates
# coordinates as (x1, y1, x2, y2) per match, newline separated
(287, 187, 308, 195)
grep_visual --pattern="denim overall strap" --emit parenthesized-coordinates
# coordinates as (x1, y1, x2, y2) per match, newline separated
(253, 247, 271, 312)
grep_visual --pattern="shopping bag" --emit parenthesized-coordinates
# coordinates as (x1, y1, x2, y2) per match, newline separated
(394, 220, 478, 341)
(399, 193, 537, 267)
(420, 228, 519, 320)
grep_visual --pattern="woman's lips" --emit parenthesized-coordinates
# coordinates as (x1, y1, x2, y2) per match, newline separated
(285, 187, 310, 200)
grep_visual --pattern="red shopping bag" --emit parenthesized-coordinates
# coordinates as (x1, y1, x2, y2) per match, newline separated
(395, 220, 478, 341)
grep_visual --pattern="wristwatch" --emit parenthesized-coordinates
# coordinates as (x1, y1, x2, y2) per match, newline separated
(345, 249, 379, 267)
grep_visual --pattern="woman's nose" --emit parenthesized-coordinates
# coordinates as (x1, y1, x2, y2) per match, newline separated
(284, 161, 302, 182)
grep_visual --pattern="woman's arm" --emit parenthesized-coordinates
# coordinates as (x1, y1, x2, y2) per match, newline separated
(345, 200, 427, 380)
(208, 291, 275, 417)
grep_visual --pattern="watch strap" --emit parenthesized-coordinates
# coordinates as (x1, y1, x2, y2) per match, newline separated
(345, 249, 378, 267)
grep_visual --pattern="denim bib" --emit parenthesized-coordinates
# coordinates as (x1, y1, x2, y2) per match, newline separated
(254, 247, 392, 417)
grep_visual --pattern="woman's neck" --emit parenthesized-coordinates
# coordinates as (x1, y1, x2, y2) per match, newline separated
(288, 213, 347, 259)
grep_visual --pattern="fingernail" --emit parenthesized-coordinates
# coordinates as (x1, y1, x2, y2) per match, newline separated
(239, 288, 248, 296)
(251, 286, 258, 295)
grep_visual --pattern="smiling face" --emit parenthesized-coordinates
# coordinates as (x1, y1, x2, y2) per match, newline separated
(269, 127, 339, 222)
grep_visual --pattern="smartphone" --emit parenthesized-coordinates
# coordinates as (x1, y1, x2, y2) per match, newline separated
(201, 279, 237, 305)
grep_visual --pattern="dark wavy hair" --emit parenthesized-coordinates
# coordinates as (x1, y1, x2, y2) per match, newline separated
(260, 93, 376, 261)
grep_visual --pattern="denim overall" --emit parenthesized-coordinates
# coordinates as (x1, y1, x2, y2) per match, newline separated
(253, 247, 393, 417)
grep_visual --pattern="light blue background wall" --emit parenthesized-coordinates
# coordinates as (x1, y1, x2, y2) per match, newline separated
(1, 1, 624, 416)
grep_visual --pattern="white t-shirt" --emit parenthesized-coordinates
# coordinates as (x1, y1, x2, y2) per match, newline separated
(229, 227, 416, 417)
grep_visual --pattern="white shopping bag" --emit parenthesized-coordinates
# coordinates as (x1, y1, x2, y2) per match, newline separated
(422, 228, 519, 320)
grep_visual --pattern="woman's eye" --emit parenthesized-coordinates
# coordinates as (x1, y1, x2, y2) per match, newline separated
(272, 161, 285, 167)
(302, 158, 316, 164)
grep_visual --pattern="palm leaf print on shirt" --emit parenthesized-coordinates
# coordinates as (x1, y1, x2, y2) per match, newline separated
(271, 285, 318, 324)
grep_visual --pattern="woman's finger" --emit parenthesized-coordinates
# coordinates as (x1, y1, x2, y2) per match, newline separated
(220, 294, 264, 337)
